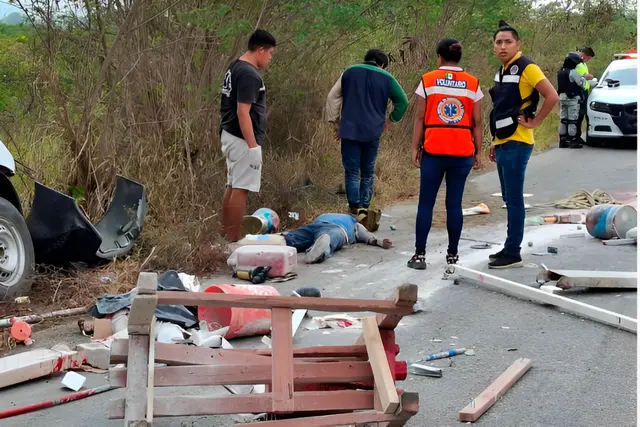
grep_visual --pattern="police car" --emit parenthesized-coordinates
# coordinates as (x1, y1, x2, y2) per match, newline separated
(586, 53, 637, 146)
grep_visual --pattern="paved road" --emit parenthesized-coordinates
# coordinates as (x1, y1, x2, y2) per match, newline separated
(1, 146, 637, 426)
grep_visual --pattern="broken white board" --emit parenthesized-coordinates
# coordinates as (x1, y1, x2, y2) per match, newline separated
(536, 264, 638, 290)
(0, 347, 87, 389)
(502, 204, 532, 209)
(493, 193, 533, 198)
(448, 264, 637, 333)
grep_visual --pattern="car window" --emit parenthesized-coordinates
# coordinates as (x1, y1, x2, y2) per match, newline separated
(600, 66, 637, 86)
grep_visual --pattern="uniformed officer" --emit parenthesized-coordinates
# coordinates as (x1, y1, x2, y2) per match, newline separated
(574, 47, 596, 143)
(407, 38, 484, 270)
(557, 53, 586, 149)
(487, 22, 559, 269)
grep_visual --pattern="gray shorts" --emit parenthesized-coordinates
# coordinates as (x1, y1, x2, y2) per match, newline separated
(221, 130, 262, 192)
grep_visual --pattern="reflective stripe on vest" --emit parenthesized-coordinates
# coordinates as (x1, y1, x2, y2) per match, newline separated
(422, 69, 478, 156)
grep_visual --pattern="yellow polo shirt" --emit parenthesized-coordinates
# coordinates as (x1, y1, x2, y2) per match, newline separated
(493, 52, 547, 146)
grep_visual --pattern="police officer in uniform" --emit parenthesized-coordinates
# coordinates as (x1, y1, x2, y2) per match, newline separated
(557, 53, 586, 149)
(487, 22, 559, 269)
(407, 39, 484, 270)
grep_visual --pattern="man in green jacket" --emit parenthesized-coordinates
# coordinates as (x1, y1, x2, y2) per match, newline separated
(325, 49, 408, 221)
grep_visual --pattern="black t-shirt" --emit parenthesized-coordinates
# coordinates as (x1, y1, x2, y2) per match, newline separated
(220, 59, 267, 146)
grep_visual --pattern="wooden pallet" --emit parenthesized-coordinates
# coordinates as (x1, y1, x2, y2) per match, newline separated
(107, 272, 419, 426)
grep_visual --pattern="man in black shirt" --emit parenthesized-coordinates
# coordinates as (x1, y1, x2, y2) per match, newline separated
(220, 29, 276, 242)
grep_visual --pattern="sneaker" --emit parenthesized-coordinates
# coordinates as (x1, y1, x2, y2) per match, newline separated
(446, 252, 459, 265)
(489, 249, 505, 260)
(305, 234, 331, 264)
(488, 255, 523, 269)
(407, 253, 427, 270)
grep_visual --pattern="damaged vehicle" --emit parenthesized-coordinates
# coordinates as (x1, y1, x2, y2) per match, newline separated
(0, 140, 147, 299)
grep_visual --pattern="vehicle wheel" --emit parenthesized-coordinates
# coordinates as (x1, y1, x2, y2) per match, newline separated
(0, 197, 35, 299)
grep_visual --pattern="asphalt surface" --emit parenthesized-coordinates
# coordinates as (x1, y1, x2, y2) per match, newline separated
(1, 145, 637, 426)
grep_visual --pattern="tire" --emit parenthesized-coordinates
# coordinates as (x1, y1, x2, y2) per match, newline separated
(0, 197, 35, 300)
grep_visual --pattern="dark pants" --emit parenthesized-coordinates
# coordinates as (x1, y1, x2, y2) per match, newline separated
(283, 223, 347, 260)
(576, 91, 588, 141)
(495, 142, 534, 257)
(341, 138, 380, 209)
(415, 153, 474, 254)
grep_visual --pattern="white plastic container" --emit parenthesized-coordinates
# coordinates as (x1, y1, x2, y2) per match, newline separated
(238, 234, 286, 246)
(227, 245, 297, 277)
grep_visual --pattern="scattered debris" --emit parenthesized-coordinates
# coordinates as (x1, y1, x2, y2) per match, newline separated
(0, 306, 89, 329)
(431, 339, 442, 343)
(294, 287, 321, 298)
(61, 371, 86, 391)
(471, 243, 492, 249)
(423, 348, 466, 361)
(464, 349, 476, 356)
(410, 363, 442, 378)
(525, 214, 584, 226)
(356, 264, 369, 268)
(532, 252, 551, 256)
(451, 336, 458, 339)
(502, 203, 531, 209)
(586, 204, 637, 240)
(458, 358, 533, 422)
(547, 246, 558, 254)
(507, 348, 518, 352)
(602, 238, 636, 246)
(560, 233, 585, 238)
(460, 237, 501, 245)
(447, 264, 637, 333)
(288, 211, 300, 221)
(536, 264, 638, 290)
(463, 203, 490, 217)
(306, 314, 362, 330)
(492, 193, 533, 198)
(390, 225, 397, 230)
(527, 241, 533, 247)
(0, 345, 87, 389)
(501, 326, 510, 330)
(9, 319, 33, 345)
(14, 296, 29, 304)
(0, 384, 113, 419)
(321, 269, 345, 274)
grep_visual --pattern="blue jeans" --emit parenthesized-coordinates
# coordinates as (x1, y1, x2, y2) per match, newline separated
(415, 153, 474, 254)
(341, 139, 380, 209)
(283, 223, 348, 261)
(495, 141, 534, 257)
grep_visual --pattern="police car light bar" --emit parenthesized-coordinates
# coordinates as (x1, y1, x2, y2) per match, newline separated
(613, 53, 638, 59)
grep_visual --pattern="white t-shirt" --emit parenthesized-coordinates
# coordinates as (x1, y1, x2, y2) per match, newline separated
(415, 66, 484, 103)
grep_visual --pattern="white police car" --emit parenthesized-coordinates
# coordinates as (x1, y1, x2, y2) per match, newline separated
(586, 54, 637, 146)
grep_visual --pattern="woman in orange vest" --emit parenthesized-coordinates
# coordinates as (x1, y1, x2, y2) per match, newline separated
(407, 38, 484, 270)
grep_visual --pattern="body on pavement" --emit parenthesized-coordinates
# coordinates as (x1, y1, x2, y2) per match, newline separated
(407, 39, 484, 270)
(557, 53, 586, 149)
(326, 49, 408, 214)
(220, 29, 276, 242)
(283, 213, 392, 264)
(488, 22, 559, 269)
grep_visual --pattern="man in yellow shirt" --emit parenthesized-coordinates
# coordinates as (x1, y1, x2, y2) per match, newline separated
(487, 23, 559, 269)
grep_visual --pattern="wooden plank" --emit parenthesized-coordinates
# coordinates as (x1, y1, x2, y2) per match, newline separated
(128, 273, 158, 335)
(245, 411, 406, 426)
(109, 390, 374, 418)
(234, 346, 368, 358)
(145, 316, 156, 423)
(388, 391, 420, 427)
(136, 272, 158, 295)
(459, 358, 533, 423)
(271, 308, 294, 413)
(156, 292, 413, 315)
(110, 340, 271, 366)
(362, 317, 400, 414)
(376, 284, 418, 329)
(109, 361, 374, 387)
(124, 335, 150, 424)
(0, 348, 86, 389)
(452, 265, 637, 333)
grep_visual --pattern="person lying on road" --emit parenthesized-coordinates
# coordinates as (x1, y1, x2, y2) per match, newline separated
(283, 213, 392, 264)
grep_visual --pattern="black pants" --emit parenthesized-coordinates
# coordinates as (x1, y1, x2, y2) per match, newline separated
(576, 92, 588, 141)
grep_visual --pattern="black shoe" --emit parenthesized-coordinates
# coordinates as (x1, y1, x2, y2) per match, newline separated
(489, 249, 505, 260)
(559, 139, 568, 148)
(407, 253, 427, 270)
(488, 255, 523, 269)
(446, 252, 459, 265)
(568, 142, 583, 149)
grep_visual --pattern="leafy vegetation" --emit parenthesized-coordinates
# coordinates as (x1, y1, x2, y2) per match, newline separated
(0, 0, 635, 273)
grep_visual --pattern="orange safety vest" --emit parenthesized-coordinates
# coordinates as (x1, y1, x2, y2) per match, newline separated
(421, 69, 479, 156)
